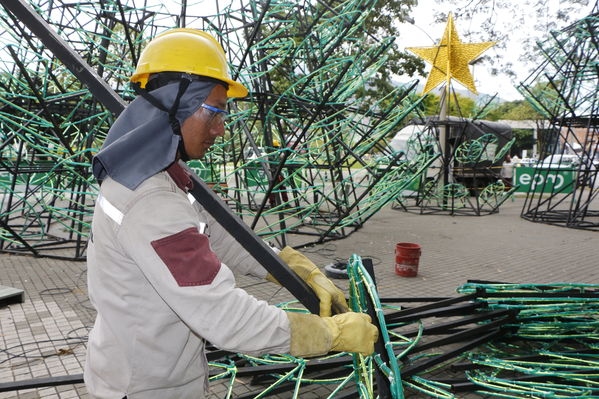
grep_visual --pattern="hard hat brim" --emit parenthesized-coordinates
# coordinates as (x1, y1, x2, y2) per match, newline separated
(223, 78, 248, 98)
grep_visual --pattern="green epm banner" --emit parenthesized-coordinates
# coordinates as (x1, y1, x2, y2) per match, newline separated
(514, 166, 574, 193)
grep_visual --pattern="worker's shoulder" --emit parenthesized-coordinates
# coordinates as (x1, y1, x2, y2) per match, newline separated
(101, 172, 182, 213)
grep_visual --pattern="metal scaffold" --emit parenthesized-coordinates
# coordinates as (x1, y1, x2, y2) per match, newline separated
(0, 0, 435, 260)
(518, 6, 599, 230)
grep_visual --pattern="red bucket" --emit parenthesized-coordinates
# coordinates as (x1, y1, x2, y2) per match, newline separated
(395, 242, 421, 277)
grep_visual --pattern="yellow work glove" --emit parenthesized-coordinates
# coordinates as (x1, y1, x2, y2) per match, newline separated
(271, 246, 349, 317)
(286, 311, 378, 357)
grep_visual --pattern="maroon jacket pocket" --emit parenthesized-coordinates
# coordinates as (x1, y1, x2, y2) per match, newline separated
(151, 227, 221, 286)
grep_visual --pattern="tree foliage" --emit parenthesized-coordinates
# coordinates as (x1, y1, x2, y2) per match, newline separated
(344, 0, 426, 102)
(418, 92, 478, 117)
(265, 0, 425, 105)
(361, 0, 425, 88)
(510, 128, 535, 155)
(486, 100, 542, 121)
(432, 0, 592, 78)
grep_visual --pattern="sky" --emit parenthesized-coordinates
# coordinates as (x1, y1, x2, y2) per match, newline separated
(395, 1, 596, 101)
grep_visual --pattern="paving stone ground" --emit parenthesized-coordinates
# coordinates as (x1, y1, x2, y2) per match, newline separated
(0, 197, 597, 398)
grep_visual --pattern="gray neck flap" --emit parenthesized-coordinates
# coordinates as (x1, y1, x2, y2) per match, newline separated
(92, 80, 216, 190)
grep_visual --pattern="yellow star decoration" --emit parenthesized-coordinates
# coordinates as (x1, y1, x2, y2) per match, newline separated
(407, 13, 496, 94)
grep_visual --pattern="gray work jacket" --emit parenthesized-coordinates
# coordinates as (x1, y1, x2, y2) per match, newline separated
(84, 161, 290, 399)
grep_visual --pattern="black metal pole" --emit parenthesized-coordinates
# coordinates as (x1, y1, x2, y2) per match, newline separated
(0, 374, 83, 393)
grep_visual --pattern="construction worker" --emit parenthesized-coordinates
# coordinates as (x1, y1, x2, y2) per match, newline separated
(85, 29, 378, 399)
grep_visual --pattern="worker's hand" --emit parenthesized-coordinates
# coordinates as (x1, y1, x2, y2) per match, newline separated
(286, 312, 378, 357)
(277, 246, 349, 317)
(326, 312, 379, 356)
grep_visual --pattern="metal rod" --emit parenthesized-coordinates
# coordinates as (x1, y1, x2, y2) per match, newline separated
(383, 293, 478, 320)
(401, 328, 506, 378)
(409, 312, 517, 354)
(0, 374, 84, 393)
(399, 309, 512, 338)
(362, 257, 392, 398)
(385, 302, 481, 324)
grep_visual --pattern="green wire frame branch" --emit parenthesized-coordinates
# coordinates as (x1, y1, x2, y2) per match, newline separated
(0, 0, 431, 259)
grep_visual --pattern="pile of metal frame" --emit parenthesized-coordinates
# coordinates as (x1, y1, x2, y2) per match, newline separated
(201, 279, 599, 398)
(3, 267, 597, 398)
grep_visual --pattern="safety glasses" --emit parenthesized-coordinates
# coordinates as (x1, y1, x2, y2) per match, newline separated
(200, 103, 228, 124)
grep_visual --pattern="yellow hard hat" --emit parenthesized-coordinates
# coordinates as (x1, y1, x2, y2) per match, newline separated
(273, 139, 281, 147)
(131, 28, 248, 98)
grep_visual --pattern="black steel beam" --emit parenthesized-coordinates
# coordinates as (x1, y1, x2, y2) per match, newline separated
(383, 293, 478, 321)
(399, 309, 512, 338)
(401, 328, 506, 378)
(0, 374, 83, 393)
(205, 349, 235, 362)
(0, 0, 126, 116)
(379, 297, 451, 303)
(0, 219, 39, 256)
(385, 302, 483, 324)
(409, 312, 517, 354)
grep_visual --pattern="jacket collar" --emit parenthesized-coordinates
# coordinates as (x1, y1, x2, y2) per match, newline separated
(166, 161, 193, 192)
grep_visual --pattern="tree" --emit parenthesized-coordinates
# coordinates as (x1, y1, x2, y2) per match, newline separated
(419, 92, 478, 117)
(358, 0, 425, 95)
(315, 0, 426, 104)
(264, 0, 426, 106)
(432, 0, 592, 78)
(511, 128, 535, 156)
(486, 100, 542, 121)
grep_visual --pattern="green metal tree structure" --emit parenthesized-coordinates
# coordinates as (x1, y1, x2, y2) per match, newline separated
(0, 0, 435, 259)
(518, 6, 599, 230)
